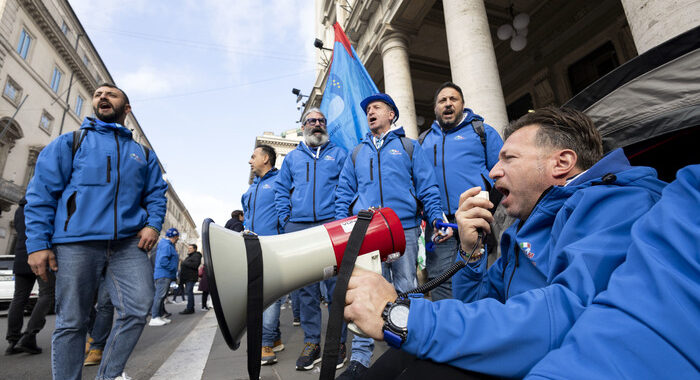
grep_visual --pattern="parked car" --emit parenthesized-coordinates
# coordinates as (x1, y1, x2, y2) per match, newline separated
(0, 255, 39, 315)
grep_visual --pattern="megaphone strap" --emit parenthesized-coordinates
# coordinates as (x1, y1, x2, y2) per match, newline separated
(320, 209, 375, 379)
(243, 234, 264, 380)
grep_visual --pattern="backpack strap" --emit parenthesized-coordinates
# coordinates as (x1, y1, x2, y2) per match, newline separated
(418, 129, 430, 145)
(472, 120, 488, 165)
(351, 144, 362, 166)
(399, 136, 414, 163)
(72, 129, 88, 159)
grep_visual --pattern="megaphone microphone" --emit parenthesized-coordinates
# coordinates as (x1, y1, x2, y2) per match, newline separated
(202, 207, 405, 350)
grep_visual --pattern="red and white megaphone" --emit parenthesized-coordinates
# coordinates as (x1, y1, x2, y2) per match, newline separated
(202, 207, 405, 350)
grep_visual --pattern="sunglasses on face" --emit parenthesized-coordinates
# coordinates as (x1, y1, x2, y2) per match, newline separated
(305, 118, 327, 125)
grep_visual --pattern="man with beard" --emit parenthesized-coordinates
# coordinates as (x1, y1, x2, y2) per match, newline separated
(274, 108, 349, 371)
(418, 82, 503, 301)
(343, 107, 666, 379)
(335, 94, 446, 379)
(25, 83, 168, 380)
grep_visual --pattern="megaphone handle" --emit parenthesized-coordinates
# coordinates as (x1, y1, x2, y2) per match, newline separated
(347, 322, 370, 338)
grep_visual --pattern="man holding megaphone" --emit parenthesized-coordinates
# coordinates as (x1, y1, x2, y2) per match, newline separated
(342, 107, 666, 379)
(274, 107, 349, 371)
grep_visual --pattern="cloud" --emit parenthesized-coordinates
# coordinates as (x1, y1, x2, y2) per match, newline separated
(68, 0, 153, 28)
(119, 65, 196, 99)
(177, 190, 239, 239)
(193, 0, 315, 75)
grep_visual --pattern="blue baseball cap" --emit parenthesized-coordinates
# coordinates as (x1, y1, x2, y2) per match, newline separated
(360, 93, 399, 123)
(166, 228, 179, 238)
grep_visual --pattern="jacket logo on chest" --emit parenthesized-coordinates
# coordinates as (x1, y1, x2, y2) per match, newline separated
(262, 184, 272, 189)
(324, 155, 335, 161)
(454, 135, 466, 140)
(130, 152, 145, 164)
(519, 242, 535, 259)
(389, 149, 402, 155)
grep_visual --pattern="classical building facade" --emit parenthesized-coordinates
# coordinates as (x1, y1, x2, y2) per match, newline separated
(0, 0, 198, 255)
(307, 0, 699, 137)
(250, 127, 302, 184)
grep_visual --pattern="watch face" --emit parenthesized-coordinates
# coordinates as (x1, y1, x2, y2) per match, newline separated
(389, 304, 410, 328)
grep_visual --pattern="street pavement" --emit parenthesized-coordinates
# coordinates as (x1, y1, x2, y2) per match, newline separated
(1, 297, 389, 379)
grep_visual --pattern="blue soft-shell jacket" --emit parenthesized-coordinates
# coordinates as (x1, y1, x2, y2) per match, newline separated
(274, 141, 347, 226)
(401, 149, 666, 378)
(335, 127, 444, 228)
(527, 164, 700, 380)
(153, 238, 178, 280)
(420, 109, 503, 214)
(242, 168, 280, 236)
(24, 117, 168, 254)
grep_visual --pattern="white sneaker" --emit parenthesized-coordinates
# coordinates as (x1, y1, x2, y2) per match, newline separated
(161, 317, 172, 324)
(149, 317, 167, 326)
(115, 372, 132, 380)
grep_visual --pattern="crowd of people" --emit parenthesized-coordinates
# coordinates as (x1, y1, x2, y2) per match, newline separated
(2, 77, 698, 380)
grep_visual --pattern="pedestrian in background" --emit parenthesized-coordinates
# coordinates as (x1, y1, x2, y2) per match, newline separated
(198, 264, 209, 310)
(149, 228, 180, 326)
(5, 197, 55, 356)
(178, 243, 201, 315)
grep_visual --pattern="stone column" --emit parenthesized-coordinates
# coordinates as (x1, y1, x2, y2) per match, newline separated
(443, 0, 508, 134)
(620, 0, 700, 54)
(380, 32, 418, 138)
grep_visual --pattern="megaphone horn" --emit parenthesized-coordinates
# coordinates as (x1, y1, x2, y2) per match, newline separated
(202, 207, 405, 350)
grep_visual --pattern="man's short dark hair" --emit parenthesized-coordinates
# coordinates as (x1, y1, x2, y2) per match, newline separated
(231, 210, 243, 219)
(504, 106, 604, 170)
(96, 82, 130, 105)
(256, 144, 277, 168)
(433, 82, 464, 104)
(190, 243, 197, 251)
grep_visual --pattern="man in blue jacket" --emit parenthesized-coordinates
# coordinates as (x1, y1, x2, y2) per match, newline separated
(343, 107, 666, 379)
(274, 108, 349, 371)
(241, 144, 285, 365)
(419, 82, 503, 300)
(149, 228, 180, 327)
(25, 83, 168, 380)
(527, 164, 700, 379)
(335, 93, 446, 379)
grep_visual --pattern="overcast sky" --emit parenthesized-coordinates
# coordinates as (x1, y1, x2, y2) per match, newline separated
(69, 1, 317, 239)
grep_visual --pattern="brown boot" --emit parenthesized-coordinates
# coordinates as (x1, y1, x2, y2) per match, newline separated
(84, 348, 103, 366)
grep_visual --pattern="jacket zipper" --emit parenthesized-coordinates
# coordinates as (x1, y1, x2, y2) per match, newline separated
(433, 145, 437, 166)
(505, 242, 520, 299)
(369, 158, 374, 180)
(441, 135, 450, 211)
(112, 132, 121, 240)
(63, 191, 77, 231)
(312, 158, 317, 222)
(252, 180, 261, 231)
(377, 149, 384, 207)
(107, 156, 111, 183)
(306, 162, 309, 182)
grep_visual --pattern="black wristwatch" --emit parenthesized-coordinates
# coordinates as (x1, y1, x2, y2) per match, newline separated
(382, 297, 410, 349)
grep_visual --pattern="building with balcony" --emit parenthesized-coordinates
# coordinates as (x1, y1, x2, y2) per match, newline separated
(0, 0, 198, 254)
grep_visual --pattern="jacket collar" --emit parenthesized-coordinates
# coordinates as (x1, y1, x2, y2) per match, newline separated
(430, 108, 484, 134)
(254, 167, 279, 183)
(298, 140, 334, 157)
(361, 126, 406, 149)
(81, 117, 133, 138)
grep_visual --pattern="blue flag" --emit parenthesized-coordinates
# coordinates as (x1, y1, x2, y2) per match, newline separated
(320, 22, 379, 151)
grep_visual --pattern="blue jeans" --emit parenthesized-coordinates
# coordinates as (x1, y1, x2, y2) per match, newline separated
(184, 281, 196, 311)
(424, 219, 459, 301)
(351, 227, 420, 366)
(151, 278, 171, 318)
(262, 298, 283, 346)
(286, 220, 347, 345)
(52, 237, 154, 380)
(291, 289, 301, 319)
(90, 279, 114, 349)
